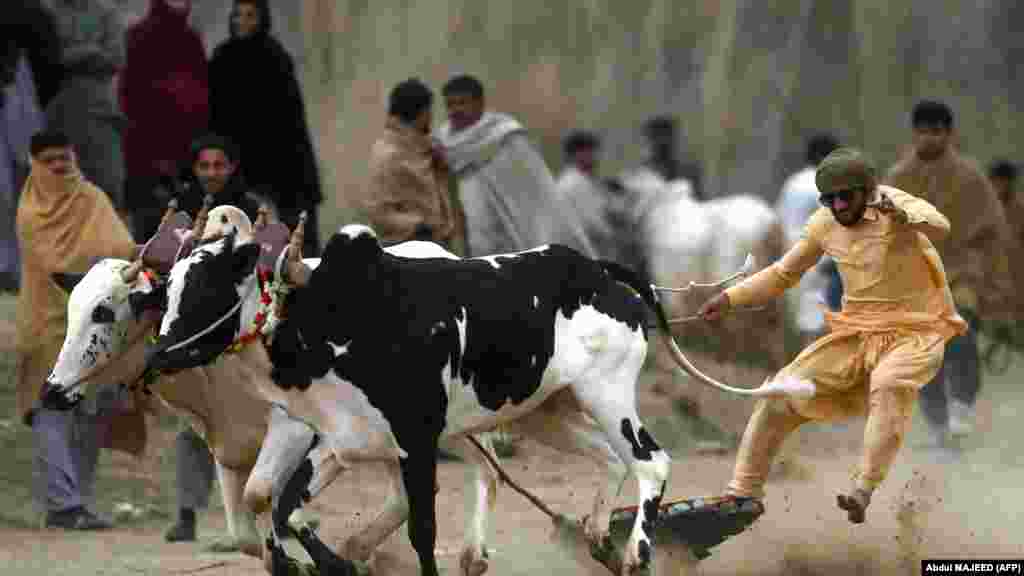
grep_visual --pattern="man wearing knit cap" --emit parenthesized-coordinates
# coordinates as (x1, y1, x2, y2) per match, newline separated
(697, 147, 966, 524)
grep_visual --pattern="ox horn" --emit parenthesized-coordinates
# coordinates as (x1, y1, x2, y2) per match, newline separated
(121, 259, 144, 283)
(254, 204, 269, 231)
(191, 193, 215, 239)
(283, 211, 312, 286)
(158, 197, 179, 230)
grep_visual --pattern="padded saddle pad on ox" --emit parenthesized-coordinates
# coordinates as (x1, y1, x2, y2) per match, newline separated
(139, 212, 194, 275)
(252, 222, 291, 273)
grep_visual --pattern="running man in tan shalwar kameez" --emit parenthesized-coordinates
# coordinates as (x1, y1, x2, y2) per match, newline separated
(697, 148, 967, 524)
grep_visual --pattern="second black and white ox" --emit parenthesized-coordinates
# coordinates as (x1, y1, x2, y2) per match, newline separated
(148, 224, 682, 576)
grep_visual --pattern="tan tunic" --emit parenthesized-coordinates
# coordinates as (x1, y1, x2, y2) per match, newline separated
(883, 149, 1013, 319)
(725, 186, 966, 416)
(15, 160, 146, 455)
(362, 117, 457, 249)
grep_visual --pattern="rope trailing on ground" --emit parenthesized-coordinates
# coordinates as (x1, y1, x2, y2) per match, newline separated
(465, 435, 559, 521)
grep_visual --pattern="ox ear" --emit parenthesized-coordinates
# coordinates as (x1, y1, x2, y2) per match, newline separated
(233, 242, 263, 283)
(52, 272, 87, 295)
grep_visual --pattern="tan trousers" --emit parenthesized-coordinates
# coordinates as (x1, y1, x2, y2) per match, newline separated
(726, 327, 946, 498)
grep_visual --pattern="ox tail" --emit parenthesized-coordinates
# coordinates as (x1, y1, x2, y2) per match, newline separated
(598, 259, 815, 399)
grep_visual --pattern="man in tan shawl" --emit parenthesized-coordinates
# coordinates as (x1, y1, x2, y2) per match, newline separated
(883, 100, 1014, 443)
(361, 78, 460, 253)
(16, 130, 145, 529)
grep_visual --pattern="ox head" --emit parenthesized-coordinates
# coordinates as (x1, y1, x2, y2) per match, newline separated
(40, 259, 167, 410)
(145, 206, 261, 374)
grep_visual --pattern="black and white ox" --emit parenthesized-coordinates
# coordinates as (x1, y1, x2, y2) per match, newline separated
(141, 221, 756, 576)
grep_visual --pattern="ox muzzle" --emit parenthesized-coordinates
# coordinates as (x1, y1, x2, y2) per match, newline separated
(39, 377, 81, 412)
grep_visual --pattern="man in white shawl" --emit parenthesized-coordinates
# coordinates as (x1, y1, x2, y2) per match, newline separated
(436, 75, 594, 258)
(775, 133, 840, 345)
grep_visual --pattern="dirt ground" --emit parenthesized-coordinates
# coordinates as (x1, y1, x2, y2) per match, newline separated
(1, 293, 1022, 575)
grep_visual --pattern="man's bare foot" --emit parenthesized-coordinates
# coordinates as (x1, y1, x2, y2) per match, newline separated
(836, 488, 871, 524)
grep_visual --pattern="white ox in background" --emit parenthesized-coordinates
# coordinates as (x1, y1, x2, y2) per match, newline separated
(638, 178, 788, 377)
(136, 219, 757, 576)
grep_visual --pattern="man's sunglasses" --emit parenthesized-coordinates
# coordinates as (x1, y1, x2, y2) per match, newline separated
(819, 186, 865, 208)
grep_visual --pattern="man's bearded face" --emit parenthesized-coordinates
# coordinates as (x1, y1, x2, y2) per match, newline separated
(820, 174, 870, 228)
(193, 149, 236, 196)
(444, 92, 484, 132)
(912, 123, 951, 162)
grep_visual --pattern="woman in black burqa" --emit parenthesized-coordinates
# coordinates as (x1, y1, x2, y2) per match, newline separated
(208, 0, 322, 256)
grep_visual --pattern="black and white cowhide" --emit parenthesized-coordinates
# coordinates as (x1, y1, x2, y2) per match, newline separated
(148, 223, 676, 576)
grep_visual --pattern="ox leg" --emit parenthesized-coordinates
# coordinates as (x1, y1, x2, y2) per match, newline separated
(436, 435, 500, 576)
(210, 461, 262, 557)
(509, 390, 628, 544)
(342, 460, 409, 563)
(399, 445, 442, 576)
(572, 340, 672, 575)
(277, 434, 360, 576)
(249, 406, 343, 575)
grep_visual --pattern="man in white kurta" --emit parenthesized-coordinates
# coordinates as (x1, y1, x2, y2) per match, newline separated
(554, 130, 624, 264)
(776, 133, 840, 343)
(436, 75, 593, 258)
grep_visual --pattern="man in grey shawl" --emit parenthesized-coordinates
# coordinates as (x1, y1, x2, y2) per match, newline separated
(46, 0, 126, 209)
(436, 74, 594, 258)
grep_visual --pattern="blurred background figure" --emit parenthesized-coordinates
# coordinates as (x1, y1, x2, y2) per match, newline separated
(555, 129, 625, 264)
(775, 132, 840, 345)
(990, 159, 1020, 235)
(208, 0, 322, 256)
(1, 1, 61, 294)
(46, 0, 127, 210)
(618, 116, 701, 279)
(120, 0, 209, 241)
(989, 159, 1023, 321)
(885, 100, 1014, 444)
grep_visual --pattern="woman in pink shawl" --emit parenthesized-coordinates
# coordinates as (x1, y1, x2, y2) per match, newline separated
(120, 0, 209, 241)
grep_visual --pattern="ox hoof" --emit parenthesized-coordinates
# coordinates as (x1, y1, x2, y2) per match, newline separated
(458, 547, 489, 576)
(264, 537, 317, 576)
(623, 541, 655, 576)
(203, 537, 241, 554)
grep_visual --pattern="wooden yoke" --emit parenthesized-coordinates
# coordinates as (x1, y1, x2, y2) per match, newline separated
(158, 197, 179, 229)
